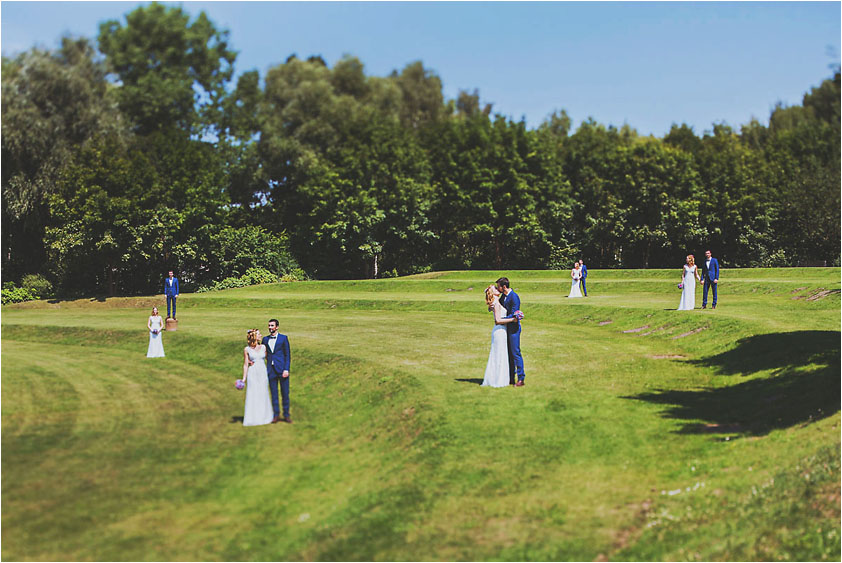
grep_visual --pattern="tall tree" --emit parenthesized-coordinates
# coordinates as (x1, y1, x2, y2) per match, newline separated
(1, 37, 126, 282)
(98, 2, 236, 137)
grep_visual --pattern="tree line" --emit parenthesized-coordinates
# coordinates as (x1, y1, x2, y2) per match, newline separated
(3, 3, 839, 296)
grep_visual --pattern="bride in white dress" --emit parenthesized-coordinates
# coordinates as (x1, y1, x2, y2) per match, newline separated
(146, 307, 165, 357)
(242, 329, 274, 426)
(482, 285, 518, 388)
(677, 254, 701, 310)
(568, 263, 583, 298)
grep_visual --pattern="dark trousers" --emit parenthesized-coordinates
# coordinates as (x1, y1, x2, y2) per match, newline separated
(703, 279, 718, 307)
(507, 327, 525, 384)
(581, 277, 588, 296)
(268, 373, 290, 417)
(166, 295, 177, 318)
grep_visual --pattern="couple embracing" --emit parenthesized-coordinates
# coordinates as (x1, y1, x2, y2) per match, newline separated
(482, 277, 526, 388)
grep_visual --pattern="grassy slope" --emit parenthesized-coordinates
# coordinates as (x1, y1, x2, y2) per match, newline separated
(2, 268, 839, 561)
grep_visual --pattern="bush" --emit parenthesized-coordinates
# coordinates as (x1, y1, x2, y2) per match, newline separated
(241, 267, 278, 285)
(1, 282, 39, 305)
(279, 268, 309, 283)
(21, 274, 54, 299)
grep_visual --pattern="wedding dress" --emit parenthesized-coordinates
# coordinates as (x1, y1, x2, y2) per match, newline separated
(677, 265, 697, 311)
(243, 346, 274, 426)
(146, 315, 165, 357)
(482, 302, 510, 388)
(568, 269, 583, 298)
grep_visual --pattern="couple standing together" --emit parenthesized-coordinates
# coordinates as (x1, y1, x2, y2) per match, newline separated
(678, 250, 720, 311)
(241, 319, 293, 426)
(482, 277, 526, 388)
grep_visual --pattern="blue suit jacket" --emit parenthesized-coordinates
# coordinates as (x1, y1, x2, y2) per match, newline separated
(701, 258, 720, 281)
(164, 277, 179, 296)
(262, 333, 291, 377)
(501, 290, 521, 334)
(581, 265, 588, 278)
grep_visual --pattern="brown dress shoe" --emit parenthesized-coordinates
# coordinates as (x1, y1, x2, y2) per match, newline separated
(515, 381, 525, 387)
(271, 416, 281, 424)
(283, 415, 293, 423)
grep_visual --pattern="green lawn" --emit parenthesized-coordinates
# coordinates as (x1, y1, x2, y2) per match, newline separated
(2, 268, 840, 561)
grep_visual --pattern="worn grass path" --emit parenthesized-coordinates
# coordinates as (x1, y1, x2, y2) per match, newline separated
(2, 268, 839, 560)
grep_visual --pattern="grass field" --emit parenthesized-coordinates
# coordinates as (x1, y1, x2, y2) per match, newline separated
(2, 268, 840, 561)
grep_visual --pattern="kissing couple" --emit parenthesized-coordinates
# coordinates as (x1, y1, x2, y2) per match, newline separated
(481, 277, 526, 388)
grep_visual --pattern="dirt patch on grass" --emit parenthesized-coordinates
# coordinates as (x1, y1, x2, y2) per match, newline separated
(598, 320, 613, 326)
(791, 287, 841, 301)
(622, 325, 650, 333)
(640, 325, 673, 336)
(648, 354, 687, 360)
(671, 326, 708, 339)
(806, 289, 841, 301)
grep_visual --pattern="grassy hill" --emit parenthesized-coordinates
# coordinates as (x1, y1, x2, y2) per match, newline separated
(2, 268, 839, 561)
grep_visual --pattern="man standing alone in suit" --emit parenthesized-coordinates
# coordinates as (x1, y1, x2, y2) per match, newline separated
(164, 270, 179, 319)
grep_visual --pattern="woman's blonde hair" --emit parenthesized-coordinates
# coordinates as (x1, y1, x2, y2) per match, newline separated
(247, 329, 259, 347)
(687, 254, 695, 266)
(485, 285, 497, 307)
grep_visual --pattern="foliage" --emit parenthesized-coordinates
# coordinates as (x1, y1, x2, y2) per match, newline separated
(1, 2, 839, 294)
(195, 266, 296, 292)
(20, 274, 53, 298)
(1, 282, 39, 304)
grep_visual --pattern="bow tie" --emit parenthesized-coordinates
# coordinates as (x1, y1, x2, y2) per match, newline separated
(269, 335, 277, 339)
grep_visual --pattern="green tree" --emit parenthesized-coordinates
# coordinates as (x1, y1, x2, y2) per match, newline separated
(98, 2, 236, 136)
(1, 37, 127, 283)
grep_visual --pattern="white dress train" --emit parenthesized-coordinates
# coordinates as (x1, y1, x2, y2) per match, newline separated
(568, 269, 583, 298)
(677, 265, 697, 311)
(243, 345, 274, 426)
(482, 303, 510, 388)
(146, 315, 165, 357)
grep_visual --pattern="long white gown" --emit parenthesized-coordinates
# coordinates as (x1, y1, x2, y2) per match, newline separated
(146, 315, 165, 357)
(568, 268, 583, 298)
(243, 345, 274, 426)
(677, 265, 697, 311)
(482, 302, 510, 388)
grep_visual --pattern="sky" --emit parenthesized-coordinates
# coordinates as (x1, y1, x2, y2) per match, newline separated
(1, 1, 840, 136)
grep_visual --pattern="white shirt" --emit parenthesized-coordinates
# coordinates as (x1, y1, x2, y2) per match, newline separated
(705, 259, 711, 269)
(268, 334, 277, 353)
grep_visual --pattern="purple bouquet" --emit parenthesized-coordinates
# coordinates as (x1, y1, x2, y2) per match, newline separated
(678, 282, 684, 290)
(235, 379, 245, 390)
(515, 310, 525, 320)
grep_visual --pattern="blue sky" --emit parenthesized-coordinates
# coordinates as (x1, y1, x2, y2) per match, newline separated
(2, 1, 839, 136)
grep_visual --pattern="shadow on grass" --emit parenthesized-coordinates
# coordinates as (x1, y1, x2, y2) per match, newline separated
(229, 416, 244, 423)
(625, 330, 841, 437)
(455, 378, 485, 385)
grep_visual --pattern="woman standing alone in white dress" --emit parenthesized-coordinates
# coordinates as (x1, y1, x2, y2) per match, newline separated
(481, 285, 518, 388)
(242, 329, 274, 426)
(146, 307, 165, 357)
(677, 254, 701, 310)
(568, 263, 583, 298)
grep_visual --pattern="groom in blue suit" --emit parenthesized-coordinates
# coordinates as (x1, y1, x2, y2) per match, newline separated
(164, 270, 179, 319)
(262, 319, 292, 423)
(700, 249, 720, 309)
(496, 277, 526, 387)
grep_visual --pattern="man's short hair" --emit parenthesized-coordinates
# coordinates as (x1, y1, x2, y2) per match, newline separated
(268, 318, 280, 326)
(496, 277, 510, 289)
